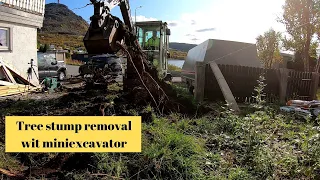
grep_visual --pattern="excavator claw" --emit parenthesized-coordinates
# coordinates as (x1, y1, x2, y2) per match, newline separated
(82, 0, 191, 114)
(83, 13, 125, 54)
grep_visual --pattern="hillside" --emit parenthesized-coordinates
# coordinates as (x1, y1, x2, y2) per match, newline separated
(169, 42, 197, 52)
(40, 3, 89, 35)
(37, 3, 196, 58)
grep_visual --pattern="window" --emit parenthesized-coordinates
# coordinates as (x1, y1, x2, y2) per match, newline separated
(144, 31, 160, 43)
(136, 25, 161, 50)
(0, 27, 11, 51)
(137, 28, 144, 47)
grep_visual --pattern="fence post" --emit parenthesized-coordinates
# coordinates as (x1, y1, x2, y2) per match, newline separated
(309, 72, 319, 100)
(209, 62, 240, 113)
(279, 68, 289, 104)
(195, 61, 205, 102)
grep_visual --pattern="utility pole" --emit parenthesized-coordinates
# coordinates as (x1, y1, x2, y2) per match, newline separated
(135, 6, 142, 24)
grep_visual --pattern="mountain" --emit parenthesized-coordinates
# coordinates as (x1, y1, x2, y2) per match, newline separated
(38, 3, 197, 56)
(169, 42, 197, 52)
(39, 3, 89, 35)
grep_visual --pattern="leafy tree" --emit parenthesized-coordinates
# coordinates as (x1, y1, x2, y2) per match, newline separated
(279, 0, 320, 72)
(65, 52, 71, 59)
(43, 44, 49, 53)
(256, 29, 283, 68)
(289, 42, 319, 71)
(37, 41, 41, 49)
(38, 45, 43, 52)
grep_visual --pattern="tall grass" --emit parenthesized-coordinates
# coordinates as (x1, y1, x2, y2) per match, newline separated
(0, 77, 320, 179)
(65, 59, 84, 66)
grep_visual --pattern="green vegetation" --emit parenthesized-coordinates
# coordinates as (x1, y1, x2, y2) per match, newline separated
(38, 33, 85, 50)
(169, 49, 187, 59)
(256, 0, 320, 72)
(1, 77, 320, 179)
(168, 64, 182, 72)
(65, 59, 84, 66)
(256, 29, 283, 68)
(38, 43, 49, 53)
(0, 143, 22, 173)
(280, 0, 320, 72)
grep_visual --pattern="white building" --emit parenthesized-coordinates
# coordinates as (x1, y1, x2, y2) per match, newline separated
(0, 0, 45, 86)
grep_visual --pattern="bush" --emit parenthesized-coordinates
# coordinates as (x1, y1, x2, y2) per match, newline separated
(168, 64, 182, 72)
(65, 52, 71, 59)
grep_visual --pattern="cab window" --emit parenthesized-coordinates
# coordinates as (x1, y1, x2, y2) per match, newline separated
(136, 25, 160, 50)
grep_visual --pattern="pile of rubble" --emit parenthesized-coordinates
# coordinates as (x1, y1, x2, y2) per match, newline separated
(280, 100, 320, 120)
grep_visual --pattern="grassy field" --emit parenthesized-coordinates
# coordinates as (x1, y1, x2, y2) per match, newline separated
(38, 33, 85, 49)
(0, 79, 320, 179)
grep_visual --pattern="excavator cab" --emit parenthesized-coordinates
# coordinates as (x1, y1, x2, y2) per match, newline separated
(136, 21, 172, 80)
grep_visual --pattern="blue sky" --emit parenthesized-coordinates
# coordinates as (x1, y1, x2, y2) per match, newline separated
(45, 0, 286, 44)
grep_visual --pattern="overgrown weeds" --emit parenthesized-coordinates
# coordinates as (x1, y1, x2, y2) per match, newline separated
(0, 80, 320, 179)
(65, 59, 84, 66)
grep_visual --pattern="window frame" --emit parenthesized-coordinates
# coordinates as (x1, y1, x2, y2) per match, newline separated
(0, 27, 12, 52)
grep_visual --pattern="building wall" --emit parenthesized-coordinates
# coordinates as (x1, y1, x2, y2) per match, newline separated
(0, 22, 38, 86)
(0, 4, 44, 86)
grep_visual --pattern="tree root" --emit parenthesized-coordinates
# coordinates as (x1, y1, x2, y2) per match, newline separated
(117, 30, 194, 114)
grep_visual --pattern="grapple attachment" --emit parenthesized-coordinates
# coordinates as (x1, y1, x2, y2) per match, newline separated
(83, 14, 125, 54)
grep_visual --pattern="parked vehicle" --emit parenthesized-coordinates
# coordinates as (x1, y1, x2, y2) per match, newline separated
(78, 54, 123, 77)
(37, 52, 67, 81)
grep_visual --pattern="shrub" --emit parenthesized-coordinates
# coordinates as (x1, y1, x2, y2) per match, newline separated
(168, 64, 182, 72)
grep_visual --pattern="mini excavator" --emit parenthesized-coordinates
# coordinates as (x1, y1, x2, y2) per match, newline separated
(83, 0, 172, 87)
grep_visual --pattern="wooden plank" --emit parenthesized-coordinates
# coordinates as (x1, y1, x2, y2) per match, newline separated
(0, 91, 28, 97)
(0, 84, 27, 90)
(0, 80, 15, 86)
(0, 60, 16, 84)
(279, 68, 289, 104)
(309, 72, 319, 100)
(195, 62, 206, 102)
(0, 59, 37, 86)
(298, 71, 303, 96)
(209, 62, 240, 113)
(0, 89, 25, 94)
(0, 88, 27, 93)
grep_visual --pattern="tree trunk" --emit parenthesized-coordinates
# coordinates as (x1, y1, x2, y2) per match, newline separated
(303, 0, 312, 72)
(304, 31, 311, 72)
(315, 56, 320, 72)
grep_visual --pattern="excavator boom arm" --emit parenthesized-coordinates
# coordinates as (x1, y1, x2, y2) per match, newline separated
(97, 0, 133, 32)
(84, 0, 135, 54)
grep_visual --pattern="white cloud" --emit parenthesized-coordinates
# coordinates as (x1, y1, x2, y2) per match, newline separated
(133, 15, 157, 22)
(132, 0, 289, 45)
(165, 0, 286, 44)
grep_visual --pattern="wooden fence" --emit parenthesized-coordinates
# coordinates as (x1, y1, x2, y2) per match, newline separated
(196, 62, 319, 103)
